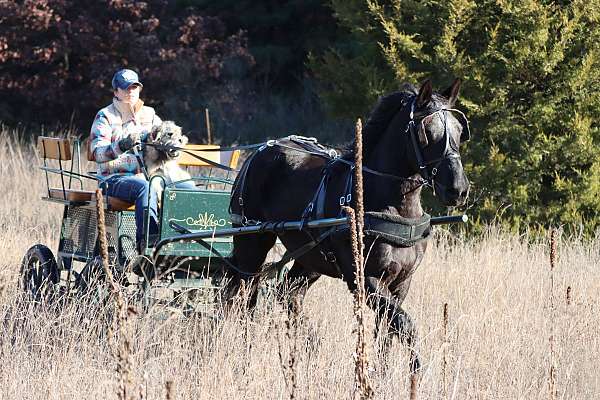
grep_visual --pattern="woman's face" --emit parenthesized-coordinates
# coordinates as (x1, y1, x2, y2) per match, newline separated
(114, 84, 141, 104)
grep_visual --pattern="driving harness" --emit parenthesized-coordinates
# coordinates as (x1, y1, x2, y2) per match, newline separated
(228, 95, 470, 274)
(229, 136, 431, 274)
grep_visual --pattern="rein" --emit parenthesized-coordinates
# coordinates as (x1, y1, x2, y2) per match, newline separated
(142, 96, 470, 189)
(144, 136, 427, 184)
(145, 99, 470, 232)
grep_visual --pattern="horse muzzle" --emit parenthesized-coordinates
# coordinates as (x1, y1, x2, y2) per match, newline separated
(441, 183, 469, 206)
(433, 158, 469, 206)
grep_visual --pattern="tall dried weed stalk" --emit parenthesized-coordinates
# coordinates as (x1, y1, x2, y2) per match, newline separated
(409, 373, 419, 400)
(277, 307, 300, 400)
(442, 302, 449, 398)
(165, 380, 174, 400)
(548, 229, 557, 400)
(345, 117, 374, 400)
(96, 189, 137, 400)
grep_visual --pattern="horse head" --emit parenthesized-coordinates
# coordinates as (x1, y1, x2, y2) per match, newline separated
(365, 79, 470, 206)
(409, 79, 470, 206)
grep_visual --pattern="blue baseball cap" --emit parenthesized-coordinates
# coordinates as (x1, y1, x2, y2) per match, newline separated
(111, 69, 143, 90)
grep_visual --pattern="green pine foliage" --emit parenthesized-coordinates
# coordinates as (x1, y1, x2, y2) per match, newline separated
(311, 0, 600, 233)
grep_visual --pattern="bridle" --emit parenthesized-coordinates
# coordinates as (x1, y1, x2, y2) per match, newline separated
(406, 98, 471, 187)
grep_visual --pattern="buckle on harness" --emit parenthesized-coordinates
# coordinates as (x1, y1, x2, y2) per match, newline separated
(325, 251, 337, 263)
(339, 194, 352, 206)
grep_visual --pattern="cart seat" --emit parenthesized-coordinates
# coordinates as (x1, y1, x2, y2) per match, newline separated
(47, 188, 134, 210)
(48, 188, 95, 202)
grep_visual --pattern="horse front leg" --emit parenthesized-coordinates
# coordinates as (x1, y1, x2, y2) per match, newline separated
(365, 276, 421, 373)
(224, 231, 278, 311)
(277, 261, 320, 321)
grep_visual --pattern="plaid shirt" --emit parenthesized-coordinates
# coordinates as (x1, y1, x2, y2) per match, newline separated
(89, 99, 162, 178)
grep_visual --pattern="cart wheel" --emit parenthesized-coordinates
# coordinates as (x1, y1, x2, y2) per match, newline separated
(20, 244, 60, 302)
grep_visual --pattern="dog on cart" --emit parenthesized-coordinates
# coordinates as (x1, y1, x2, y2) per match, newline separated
(141, 120, 193, 199)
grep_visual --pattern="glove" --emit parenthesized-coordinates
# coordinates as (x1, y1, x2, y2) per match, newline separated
(118, 134, 139, 152)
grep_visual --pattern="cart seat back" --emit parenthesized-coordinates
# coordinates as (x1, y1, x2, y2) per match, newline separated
(38, 137, 72, 161)
(177, 144, 240, 169)
(38, 136, 134, 210)
(38, 136, 88, 205)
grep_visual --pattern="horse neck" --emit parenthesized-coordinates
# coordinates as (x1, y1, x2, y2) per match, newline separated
(362, 112, 424, 219)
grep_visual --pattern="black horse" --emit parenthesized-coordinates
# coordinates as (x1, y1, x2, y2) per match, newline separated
(227, 79, 470, 372)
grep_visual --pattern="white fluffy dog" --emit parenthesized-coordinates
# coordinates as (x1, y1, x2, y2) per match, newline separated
(142, 121, 192, 199)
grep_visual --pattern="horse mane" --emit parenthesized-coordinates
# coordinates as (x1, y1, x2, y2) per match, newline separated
(346, 83, 418, 159)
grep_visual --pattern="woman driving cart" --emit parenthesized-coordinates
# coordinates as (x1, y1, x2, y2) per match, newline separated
(89, 68, 193, 253)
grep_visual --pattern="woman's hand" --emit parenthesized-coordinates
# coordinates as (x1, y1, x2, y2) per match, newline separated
(118, 132, 141, 152)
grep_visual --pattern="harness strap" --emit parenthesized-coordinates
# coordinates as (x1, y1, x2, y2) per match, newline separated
(191, 142, 269, 152)
(331, 157, 426, 184)
(339, 163, 354, 209)
(230, 149, 261, 225)
(408, 120, 431, 181)
(301, 170, 328, 228)
(144, 143, 238, 172)
(274, 227, 338, 272)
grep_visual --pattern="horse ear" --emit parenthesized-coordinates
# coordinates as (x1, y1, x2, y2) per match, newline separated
(442, 78, 461, 107)
(416, 79, 433, 108)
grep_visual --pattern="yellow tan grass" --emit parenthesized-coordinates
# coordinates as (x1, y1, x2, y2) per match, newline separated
(0, 130, 598, 399)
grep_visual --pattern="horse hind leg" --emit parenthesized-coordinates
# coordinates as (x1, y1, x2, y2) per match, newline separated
(225, 232, 277, 309)
(365, 276, 421, 373)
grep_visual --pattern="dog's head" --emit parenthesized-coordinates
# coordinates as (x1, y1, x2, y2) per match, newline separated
(147, 121, 188, 159)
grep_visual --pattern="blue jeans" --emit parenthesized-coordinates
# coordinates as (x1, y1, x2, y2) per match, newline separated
(103, 175, 196, 245)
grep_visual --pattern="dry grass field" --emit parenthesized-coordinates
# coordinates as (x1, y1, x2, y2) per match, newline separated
(0, 131, 598, 399)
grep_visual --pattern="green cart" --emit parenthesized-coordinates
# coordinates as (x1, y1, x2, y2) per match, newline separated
(21, 136, 241, 310)
(22, 136, 467, 311)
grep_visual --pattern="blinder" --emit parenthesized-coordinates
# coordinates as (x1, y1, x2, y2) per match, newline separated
(446, 108, 471, 142)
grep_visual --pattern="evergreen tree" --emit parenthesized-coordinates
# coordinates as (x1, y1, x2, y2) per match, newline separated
(311, 0, 600, 232)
